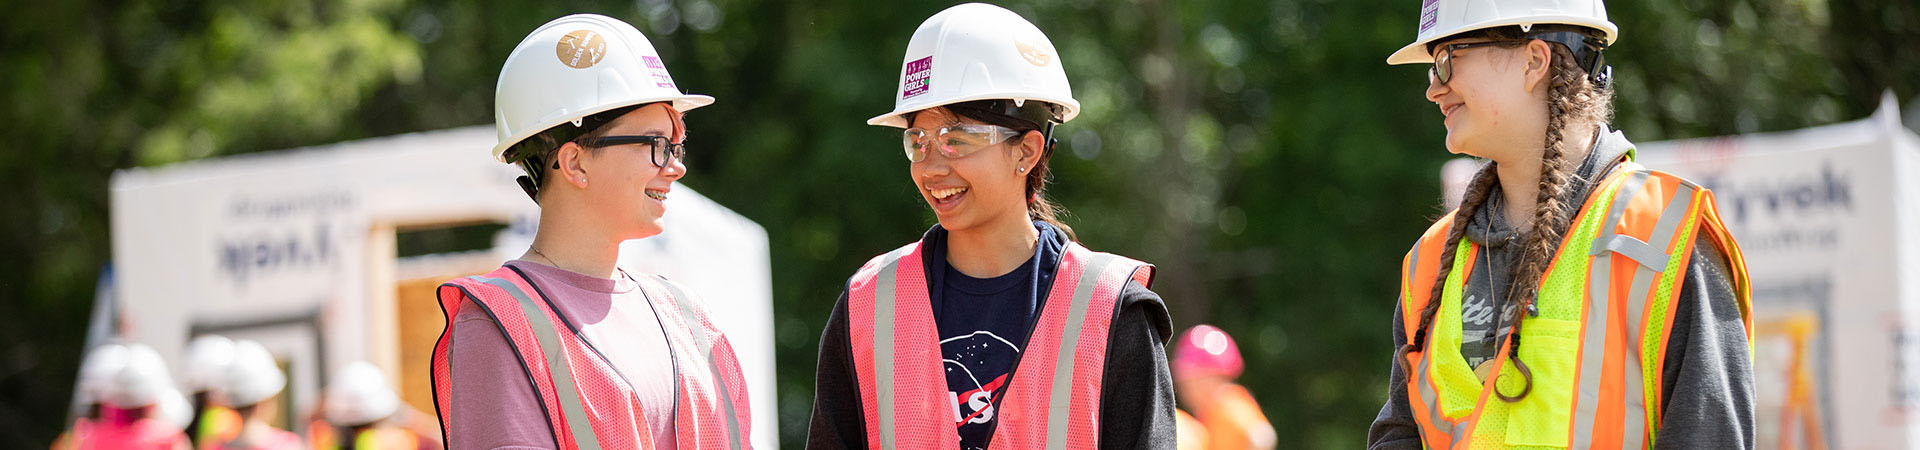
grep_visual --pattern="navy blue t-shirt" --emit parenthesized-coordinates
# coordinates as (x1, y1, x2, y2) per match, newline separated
(924, 221, 1062, 450)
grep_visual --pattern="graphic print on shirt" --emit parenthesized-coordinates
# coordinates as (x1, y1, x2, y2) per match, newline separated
(942, 330, 1021, 449)
(1459, 290, 1516, 367)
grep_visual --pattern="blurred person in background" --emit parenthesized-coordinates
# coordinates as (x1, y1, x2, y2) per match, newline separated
(309, 362, 438, 450)
(182, 335, 243, 449)
(1170, 325, 1274, 450)
(1367, 0, 1755, 449)
(428, 13, 750, 450)
(53, 344, 129, 450)
(71, 344, 191, 450)
(806, 4, 1174, 449)
(209, 340, 300, 450)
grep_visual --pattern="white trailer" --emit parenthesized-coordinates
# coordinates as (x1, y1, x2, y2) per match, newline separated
(107, 126, 779, 448)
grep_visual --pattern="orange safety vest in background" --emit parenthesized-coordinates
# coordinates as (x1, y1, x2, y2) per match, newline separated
(846, 241, 1153, 450)
(1399, 165, 1752, 449)
(430, 266, 751, 449)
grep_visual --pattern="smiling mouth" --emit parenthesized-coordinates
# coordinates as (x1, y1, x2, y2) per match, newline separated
(645, 189, 668, 201)
(931, 187, 967, 200)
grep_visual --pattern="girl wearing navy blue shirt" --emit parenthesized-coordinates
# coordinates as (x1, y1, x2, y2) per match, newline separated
(805, 6, 1175, 449)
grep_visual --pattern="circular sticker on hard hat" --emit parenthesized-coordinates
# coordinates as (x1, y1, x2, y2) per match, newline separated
(1015, 39, 1052, 67)
(556, 30, 608, 69)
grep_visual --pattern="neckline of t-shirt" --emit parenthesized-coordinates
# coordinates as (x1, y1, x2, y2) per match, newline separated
(943, 257, 1036, 296)
(505, 259, 640, 294)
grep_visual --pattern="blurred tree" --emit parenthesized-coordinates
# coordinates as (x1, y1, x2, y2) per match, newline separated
(1, 0, 1914, 447)
(0, 0, 420, 442)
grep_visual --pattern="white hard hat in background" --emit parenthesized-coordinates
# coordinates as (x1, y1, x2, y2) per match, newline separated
(158, 388, 194, 430)
(493, 13, 714, 162)
(324, 361, 400, 427)
(76, 344, 130, 406)
(103, 344, 172, 409)
(1385, 0, 1618, 65)
(867, 3, 1080, 128)
(182, 335, 235, 394)
(220, 340, 285, 408)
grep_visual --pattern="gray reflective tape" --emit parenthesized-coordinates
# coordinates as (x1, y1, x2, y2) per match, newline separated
(1619, 183, 1695, 449)
(1589, 172, 1653, 256)
(476, 277, 603, 450)
(871, 248, 911, 450)
(1604, 236, 1669, 271)
(1416, 357, 1445, 439)
(1408, 233, 1426, 292)
(1045, 254, 1117, 450)
(659, 279, 744, 450)
(1574, 171, 1651, 447)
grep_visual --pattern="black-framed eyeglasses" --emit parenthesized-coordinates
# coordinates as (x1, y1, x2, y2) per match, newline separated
(1429, 40, 1518, 85)
(578, 135, 686, 167)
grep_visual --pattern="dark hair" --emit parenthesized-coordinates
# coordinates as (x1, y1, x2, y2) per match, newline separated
(1396, 25, 1615, 402)
(941, 100, 1077, 241)
(504, 102, 686, 202)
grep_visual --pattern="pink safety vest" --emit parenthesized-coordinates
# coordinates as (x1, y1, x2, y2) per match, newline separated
(847, 241, 1154, 450)
(430, 265, 751, 449)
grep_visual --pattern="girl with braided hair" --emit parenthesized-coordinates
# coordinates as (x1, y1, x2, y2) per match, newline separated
(1366, 1, 1756, 449)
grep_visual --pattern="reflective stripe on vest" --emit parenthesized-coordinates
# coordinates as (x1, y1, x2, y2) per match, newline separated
(1398, 165, 1753, 449)
(643, 275, 752, 450)
(847, 241, 1154, 450)
(428, 266, 752, 449)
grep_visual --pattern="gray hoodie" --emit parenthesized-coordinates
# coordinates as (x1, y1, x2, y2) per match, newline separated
(1367, 127, 1755, 449)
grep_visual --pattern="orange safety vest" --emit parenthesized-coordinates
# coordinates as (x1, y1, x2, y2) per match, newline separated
(430, 265, 751, 449)
(1399, 164, 1753, 449)
(846, 240, 1154, 450)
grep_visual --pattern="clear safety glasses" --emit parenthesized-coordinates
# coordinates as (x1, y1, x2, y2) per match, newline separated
(901, 124, 1023, 163)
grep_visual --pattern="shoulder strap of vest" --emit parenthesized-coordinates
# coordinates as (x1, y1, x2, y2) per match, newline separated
(642, 275, 750, 450)
(987, 242, 1145, 450)
(1400, 212, 1459, 343)
(431, 267, 606, 450)
(846, 241, 955, 450)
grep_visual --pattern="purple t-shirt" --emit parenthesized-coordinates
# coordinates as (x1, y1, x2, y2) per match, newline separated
(446, 260, 676, 449)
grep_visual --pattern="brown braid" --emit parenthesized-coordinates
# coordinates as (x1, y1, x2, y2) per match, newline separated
(1394, 163, 1500, 377)
(1496, 35, 1614, 403)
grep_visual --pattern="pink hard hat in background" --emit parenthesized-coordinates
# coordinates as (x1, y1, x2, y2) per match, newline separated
(1173, 324, 1244, 381)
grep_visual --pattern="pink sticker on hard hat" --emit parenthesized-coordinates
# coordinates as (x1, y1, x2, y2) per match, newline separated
(902, 56, 932, 99)
(641, 56, 676, 89)
(1419, 0, 1439, 34)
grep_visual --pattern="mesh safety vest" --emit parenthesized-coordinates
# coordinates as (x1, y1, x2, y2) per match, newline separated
(1399, 164, 1753, 449)
(430, 265, 751, 449)
(846, 240, 1154, 450)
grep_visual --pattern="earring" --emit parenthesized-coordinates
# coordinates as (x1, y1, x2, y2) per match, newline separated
(1017, 167, 1027, 174)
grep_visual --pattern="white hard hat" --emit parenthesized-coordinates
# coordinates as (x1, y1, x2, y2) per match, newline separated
(76, 344, 130, 406)
(867, 3, 1080, 128)
(324, 361, 399, 426)
(220, 340, 285, 407)
(493, 13, 714, 162)
(157, 388, 194, 430)
(182, 335, 235, 394)
(103, 344, 173, 409)
(1385, 0, 1619, 65)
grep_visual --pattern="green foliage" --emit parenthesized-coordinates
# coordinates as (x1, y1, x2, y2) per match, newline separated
(1, 0, 1913, 447)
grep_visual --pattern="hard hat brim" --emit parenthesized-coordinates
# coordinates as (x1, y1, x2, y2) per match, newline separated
(1385, 15, 1619, 65)
(491, 94, 715, 162)
(866, 93, 1081, 129)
